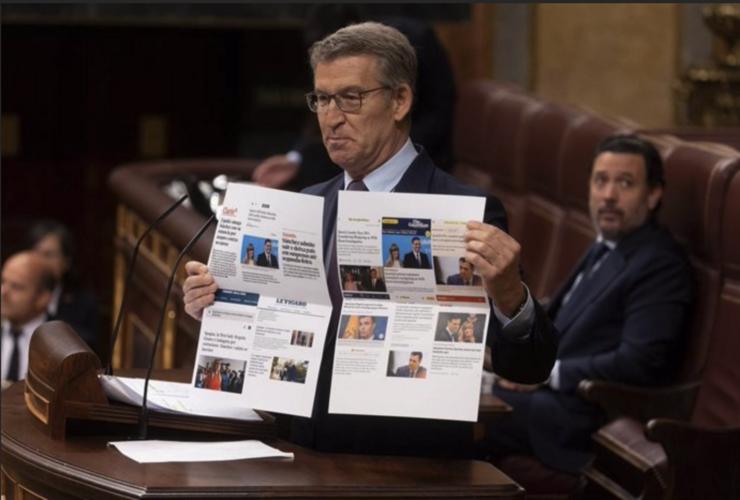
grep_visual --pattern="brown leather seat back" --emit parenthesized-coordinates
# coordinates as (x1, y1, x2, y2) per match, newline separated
(515, 103, 583, 298)
(452, 80, 506, 190)
(659, 143, 740, 384)
(692, 166, 740, 427)
(484, 91, 543, 241)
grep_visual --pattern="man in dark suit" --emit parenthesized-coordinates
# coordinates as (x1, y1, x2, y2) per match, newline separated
(447, 258, 483, 286)
(251, 6, 457, 190)
(435, 315, 462, 342)
(484, 134, 694, 475)
(402, 237, 431, 269)
(365, 268, 386, 292)
(183, 21, 557, 458)
(393, 352, 427, 379)
(1, 252, 55, 389)
(255, 239, 279, 269)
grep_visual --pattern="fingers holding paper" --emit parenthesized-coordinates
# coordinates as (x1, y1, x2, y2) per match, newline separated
(183, 260, 218, 320)
(464, 221, 526, 318)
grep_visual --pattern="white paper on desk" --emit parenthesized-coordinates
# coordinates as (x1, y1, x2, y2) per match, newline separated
(99, 375, 262, 421)
(329, 191, 490, 422)
(191, 183, 332, 418)
(109, 439, 293, 463)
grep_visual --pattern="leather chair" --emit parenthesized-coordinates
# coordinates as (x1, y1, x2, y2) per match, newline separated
(578, 142, 740, 500)
(452, 80, 514, 191)
(641, 166, 740, 500)
(480, 89, 543, 242)
(509, 102, 580, 299)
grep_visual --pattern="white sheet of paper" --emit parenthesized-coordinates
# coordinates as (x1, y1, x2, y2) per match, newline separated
(329, 191, 490, 422)
(191, 183, 331, 418)
(108, 439, 294, 463)
(100, 375, 262, 421)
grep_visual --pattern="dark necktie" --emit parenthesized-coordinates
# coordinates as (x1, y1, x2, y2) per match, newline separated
(6, 327, 23, 382)
(555, 242, 611, 330)
(582, 241, 610, 280)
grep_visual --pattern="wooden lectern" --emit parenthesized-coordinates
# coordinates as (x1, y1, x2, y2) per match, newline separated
(22, 320, 275, 441)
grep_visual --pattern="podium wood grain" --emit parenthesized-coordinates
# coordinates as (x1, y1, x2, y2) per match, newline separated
(1, 384, 523, 499)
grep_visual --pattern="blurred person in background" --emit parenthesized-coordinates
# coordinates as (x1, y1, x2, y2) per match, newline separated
(23, 220, 101, 353)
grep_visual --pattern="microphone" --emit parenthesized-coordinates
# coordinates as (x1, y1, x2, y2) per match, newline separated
(138, 213, 217, 439)
(106, 194, 189, 376)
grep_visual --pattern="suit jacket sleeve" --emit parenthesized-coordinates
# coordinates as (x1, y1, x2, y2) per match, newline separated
(557, 248, 692, 393)
(482, 194, 558, 385)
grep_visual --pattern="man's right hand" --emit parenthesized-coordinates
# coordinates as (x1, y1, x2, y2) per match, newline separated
(252, 155, 300, 189)
(183, 261, 218, 320)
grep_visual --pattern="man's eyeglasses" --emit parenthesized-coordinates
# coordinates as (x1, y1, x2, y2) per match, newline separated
(305, 86, 391, 113)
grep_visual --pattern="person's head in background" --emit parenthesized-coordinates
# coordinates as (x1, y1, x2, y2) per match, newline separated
(23, 219, 75, 287)
(1, 252, 55, 328)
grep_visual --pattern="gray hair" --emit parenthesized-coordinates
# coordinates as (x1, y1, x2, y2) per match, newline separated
(309, 22, 417, 94)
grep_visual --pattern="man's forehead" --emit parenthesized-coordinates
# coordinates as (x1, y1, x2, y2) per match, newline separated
(314, 55, 381, 91)
(593, 152, 646, 177)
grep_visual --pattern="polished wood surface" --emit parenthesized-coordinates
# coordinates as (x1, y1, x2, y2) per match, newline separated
(1, 383, 523, 499)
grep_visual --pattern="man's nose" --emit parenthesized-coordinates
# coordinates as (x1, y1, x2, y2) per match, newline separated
(323, 100, 345, 126)
(603, 180, 620, 200)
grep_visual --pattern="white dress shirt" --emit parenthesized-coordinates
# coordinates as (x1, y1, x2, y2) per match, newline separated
(1, 313, 47, 383)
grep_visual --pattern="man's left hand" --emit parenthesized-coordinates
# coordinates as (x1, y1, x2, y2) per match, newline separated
(465, 220, 526, 317)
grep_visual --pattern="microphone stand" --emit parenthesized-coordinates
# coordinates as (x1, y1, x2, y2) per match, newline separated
(138, 214, 216, 440)
(106, 194, 189, 376)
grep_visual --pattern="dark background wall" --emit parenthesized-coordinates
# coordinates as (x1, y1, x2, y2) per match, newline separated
(0, 4, 472, 347)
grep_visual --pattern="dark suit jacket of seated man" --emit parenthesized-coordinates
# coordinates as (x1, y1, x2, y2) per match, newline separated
(183, 21, 558, 460)
(484, 134, 694, 475)
(402, 249, 431, 269)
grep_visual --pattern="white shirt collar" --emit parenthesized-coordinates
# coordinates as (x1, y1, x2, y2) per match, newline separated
(343, 138, 418, 192)
(2, 312, 48, 382)
(47, 284, 63, 316)
(596, 234, 618, 251)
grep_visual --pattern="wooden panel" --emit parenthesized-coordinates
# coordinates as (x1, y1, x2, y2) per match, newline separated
(534, 4, 680, 128)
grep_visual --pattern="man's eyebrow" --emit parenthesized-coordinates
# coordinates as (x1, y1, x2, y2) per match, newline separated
(315, 85, 364, 94)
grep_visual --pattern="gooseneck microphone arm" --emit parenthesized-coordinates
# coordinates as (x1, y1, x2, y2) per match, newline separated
(138, 214, 217, 440)
(106, 194, 189, 376)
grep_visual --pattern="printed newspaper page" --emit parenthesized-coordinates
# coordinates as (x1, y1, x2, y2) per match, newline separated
(190, 183, 331, 417)
(329, 191, 490, 422)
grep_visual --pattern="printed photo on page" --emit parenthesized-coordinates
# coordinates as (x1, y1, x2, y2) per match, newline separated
(190, 183, 331, 417)
(328, 191, 490, 422)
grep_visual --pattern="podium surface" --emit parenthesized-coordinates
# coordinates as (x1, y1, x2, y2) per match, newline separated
(1, 383, 523, 499)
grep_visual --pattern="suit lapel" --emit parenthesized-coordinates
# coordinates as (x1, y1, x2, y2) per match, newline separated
(553, 223, 656, 336)
(554, 251, 625, 333)
(392, 148, 435, 194)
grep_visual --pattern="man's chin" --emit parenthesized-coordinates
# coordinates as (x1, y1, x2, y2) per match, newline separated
(598, 225, 622, 241)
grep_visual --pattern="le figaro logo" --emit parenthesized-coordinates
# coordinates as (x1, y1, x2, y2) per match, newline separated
(222, 206, 238, 217)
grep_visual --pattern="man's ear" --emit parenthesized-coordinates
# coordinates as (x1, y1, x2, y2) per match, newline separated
(34, 289, 52, 316)
(392, 84, 413, 123)
(647, 184, 663, 211)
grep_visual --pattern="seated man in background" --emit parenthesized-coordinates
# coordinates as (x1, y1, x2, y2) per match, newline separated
(23, 220, 100, 353)
(183, 21, 557, 458)
(251, 4, 456, 190)
(484, 134, 694, 479)
(1, 252, 55, 389)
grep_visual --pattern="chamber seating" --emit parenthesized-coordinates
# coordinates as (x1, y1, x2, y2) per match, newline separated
(452, 79, 740, 499)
